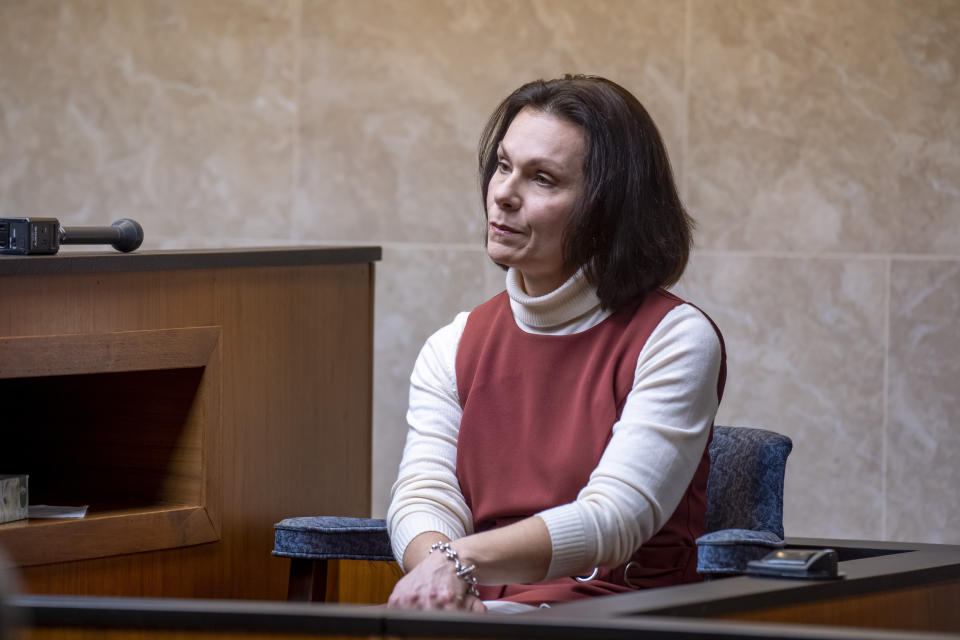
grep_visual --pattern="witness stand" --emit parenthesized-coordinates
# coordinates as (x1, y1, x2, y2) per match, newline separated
(12, 538, 960, 639)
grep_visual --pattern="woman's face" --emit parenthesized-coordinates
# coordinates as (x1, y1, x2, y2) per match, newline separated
(486, 107, 585, 297)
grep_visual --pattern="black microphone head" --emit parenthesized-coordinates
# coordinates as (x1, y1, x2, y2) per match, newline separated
(111, 218, 143, 253)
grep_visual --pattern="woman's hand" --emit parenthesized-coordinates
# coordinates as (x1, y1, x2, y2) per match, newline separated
(387, 549, 487, 612)
(388, 519, 551, 611)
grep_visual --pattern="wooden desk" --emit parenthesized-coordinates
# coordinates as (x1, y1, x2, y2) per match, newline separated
(0, 247, 380, 601)
(12, 538, 960, 639)
(554, 537, 960, 635)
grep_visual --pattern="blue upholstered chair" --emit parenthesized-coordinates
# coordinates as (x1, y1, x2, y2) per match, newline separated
(695, 426, 793, 577)
(273, 425, 792, 601)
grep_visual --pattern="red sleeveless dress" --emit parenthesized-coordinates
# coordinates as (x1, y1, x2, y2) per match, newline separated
(454, 289, 725, 604)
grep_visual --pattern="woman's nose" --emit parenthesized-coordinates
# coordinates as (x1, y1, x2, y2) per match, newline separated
(493, 174, 520, 211)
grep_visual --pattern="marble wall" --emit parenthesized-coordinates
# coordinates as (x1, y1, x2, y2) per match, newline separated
(2, 1, 957, 543)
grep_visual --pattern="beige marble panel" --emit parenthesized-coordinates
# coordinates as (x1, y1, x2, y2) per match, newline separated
(0, 1, 296, 247)
(371, 245, 496, 517)
(295, 0, 685, 244)
(886, 259, 960, 544)
(483, 256, 509, 300)
(687, 0, 960, 254)
(671, 252, 886, 539)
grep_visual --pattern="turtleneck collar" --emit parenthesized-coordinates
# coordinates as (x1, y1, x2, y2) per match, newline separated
(505, 267, 604, 331)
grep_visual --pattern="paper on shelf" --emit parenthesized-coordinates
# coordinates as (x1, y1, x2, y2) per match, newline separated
(28, 505, 89, 518)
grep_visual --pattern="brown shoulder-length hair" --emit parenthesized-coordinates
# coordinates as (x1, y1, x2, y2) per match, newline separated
(479, 75, 693, 311)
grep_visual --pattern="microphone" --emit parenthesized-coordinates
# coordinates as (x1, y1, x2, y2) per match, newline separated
(59, 218, 144, 253)
(1, 217, 144, 255)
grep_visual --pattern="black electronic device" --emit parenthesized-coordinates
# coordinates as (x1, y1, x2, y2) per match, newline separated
(0, 217, 143, 255)
(745, 548, 844, 580)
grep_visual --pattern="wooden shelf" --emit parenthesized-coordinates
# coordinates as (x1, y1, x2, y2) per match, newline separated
(0, 326, 220, 379)
(0, 505, 217, 567)
(0, 327, 222, 567)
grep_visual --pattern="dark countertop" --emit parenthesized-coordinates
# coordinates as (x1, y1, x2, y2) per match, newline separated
(0, 246, 382, 276)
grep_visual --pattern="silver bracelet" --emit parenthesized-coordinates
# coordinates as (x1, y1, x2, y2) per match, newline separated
(430, 541, 480, 597)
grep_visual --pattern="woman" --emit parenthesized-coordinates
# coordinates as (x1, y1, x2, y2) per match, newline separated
(387, 75, 725, 612)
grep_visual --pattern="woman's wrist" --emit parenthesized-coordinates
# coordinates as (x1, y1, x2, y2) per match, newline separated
(440, 517, 551, 586)
(429, 541, 480, 597)
(401, 532, 451, 572)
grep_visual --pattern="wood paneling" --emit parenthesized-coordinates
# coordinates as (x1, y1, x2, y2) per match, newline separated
(720, 578, 960, 633)
(328, 560, 403, 604)
(0, 258, 375, 601)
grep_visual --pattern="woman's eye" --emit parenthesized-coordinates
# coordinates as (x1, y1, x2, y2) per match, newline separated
(497, 159, 510, 173)
(534, 174, 554, 186)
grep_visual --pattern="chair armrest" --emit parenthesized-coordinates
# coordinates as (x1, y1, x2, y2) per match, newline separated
(273, 516, 393, 562)
(696, 529, 784, 577)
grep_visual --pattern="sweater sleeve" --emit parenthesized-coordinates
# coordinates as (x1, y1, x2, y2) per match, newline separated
(536, 304, 722, 580)
(386, 312, 474, 570)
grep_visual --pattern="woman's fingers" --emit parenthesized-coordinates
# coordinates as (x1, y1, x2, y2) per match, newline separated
(387, 582, 486, 612)
(467, 595, 488, 613)
(388, 586, 468, 610)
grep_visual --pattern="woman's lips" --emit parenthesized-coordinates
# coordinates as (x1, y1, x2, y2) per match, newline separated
(490, 222, 520, 235)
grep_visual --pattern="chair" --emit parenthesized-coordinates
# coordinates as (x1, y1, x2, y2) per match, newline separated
(695, 426, 793, 577)
(273, 425, 792, 602)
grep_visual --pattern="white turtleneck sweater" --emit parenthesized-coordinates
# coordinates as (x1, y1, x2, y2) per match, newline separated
(387, 268, 722, 581)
